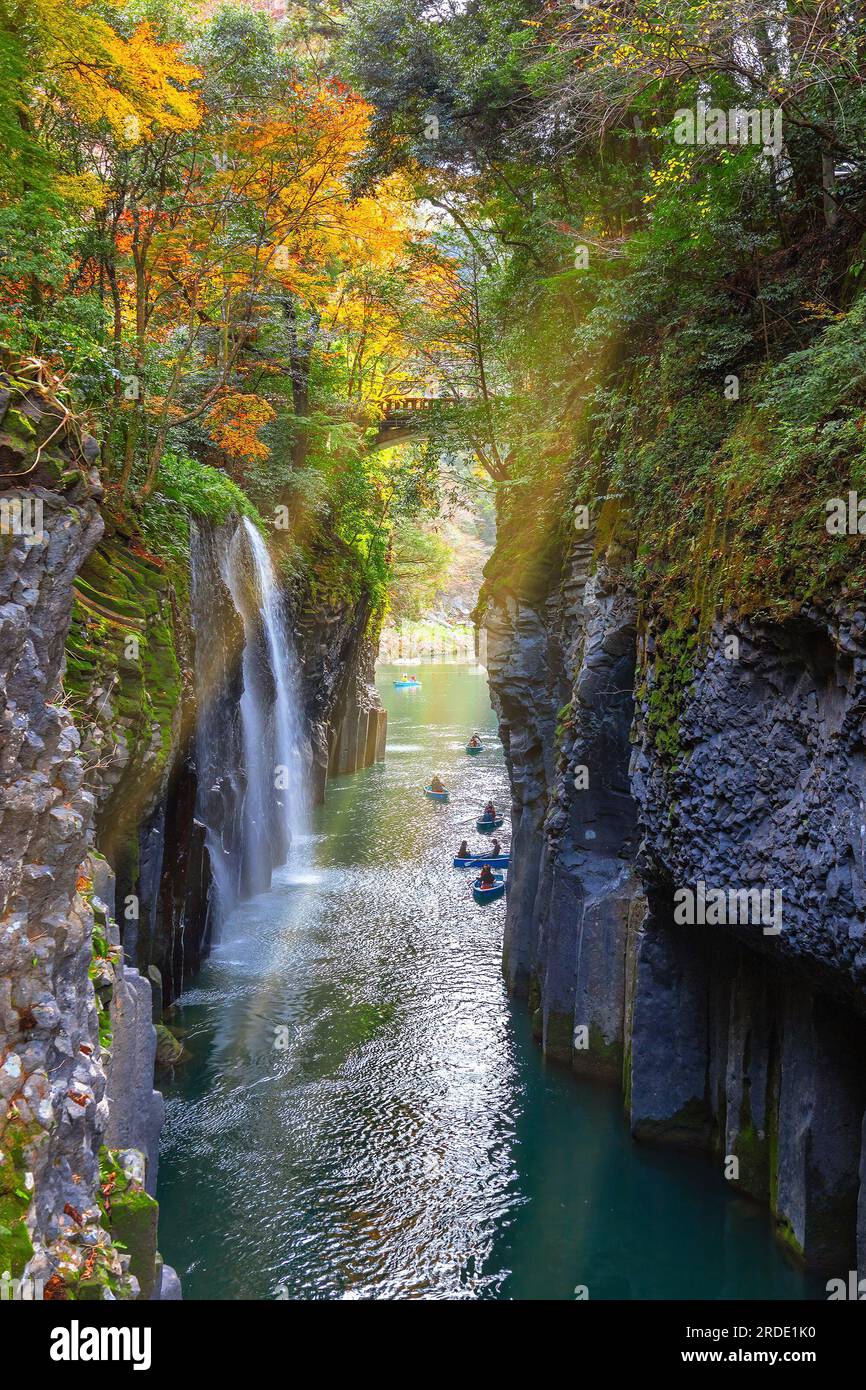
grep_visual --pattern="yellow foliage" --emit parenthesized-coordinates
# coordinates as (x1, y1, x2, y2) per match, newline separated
(26, 0, 201, 136)
(54, 170, 109, 210)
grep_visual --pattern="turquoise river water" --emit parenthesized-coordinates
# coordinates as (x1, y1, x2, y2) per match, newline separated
(157, 661, 818, 1300)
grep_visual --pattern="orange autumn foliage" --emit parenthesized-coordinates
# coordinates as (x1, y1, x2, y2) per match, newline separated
(207, 394, 276, 464)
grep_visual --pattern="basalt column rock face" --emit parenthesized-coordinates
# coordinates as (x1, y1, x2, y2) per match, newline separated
(484, 546, 576, 999)
(0, 381, 117, 1291)
(535, 556, 642, 1070)
(0, 378, 180, 1299)
(629, 607, 866, 1271)
(296, 588, 386, 801)
(483, 519, 866, 1276)
(484, 537, 644, 1074)
(328, 632, 387, 781)
(632, 610, 866, 1004)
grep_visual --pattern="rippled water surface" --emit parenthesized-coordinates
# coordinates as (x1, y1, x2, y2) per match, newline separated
(158, 662, 817, 1300)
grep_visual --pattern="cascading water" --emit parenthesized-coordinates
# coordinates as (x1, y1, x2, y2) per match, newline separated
(191, 515, 307, 933)
(239, 517, 307, 851)
(221, 526, 276, 899)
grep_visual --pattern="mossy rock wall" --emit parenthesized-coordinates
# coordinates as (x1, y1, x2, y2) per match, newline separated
(64, 533, 186, 883)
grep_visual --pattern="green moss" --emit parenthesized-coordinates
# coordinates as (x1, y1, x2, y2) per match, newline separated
(299, 529, 376, 610)
(0, 1133, 34, 1281)
(65, 533, 183, 824)
(73, 576, 148, 622)
(483, 295, 866, 720)
(544, 1008, 573, 1063)
(602, 301, 866, 628)
(4, 407, 36, 440)
(731, 1121, 769, 1202)
(632, 1095, 711, 1149)
(555, 701, 574, 745)
(642, 616, 701, 766)
(154, 1024, 185, 1070)
(107, 1189, 159, 1300)
(98, 1149, 159, 1300)
(774, 1213, 804, 1259)
(0, 1096, 48, 1282)
(572, 1023, 622, 1082)
(80, 868, 121, 1052)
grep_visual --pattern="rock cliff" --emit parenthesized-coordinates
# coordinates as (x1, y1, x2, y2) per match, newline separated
(0, 371, 174, 1298)
(481, 520, 866, 1277)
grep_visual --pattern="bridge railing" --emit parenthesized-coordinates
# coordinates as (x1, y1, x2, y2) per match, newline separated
(380, 396, 438, 417)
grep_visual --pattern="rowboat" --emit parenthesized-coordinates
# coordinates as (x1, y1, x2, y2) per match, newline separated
(453, 854, 510, 869)
(394, 679, 421, 689)
(476, 816, 504, 832)
(425, 786, 449, 802)
(473, 874, 506, 904)
(465, 742, 483, 755)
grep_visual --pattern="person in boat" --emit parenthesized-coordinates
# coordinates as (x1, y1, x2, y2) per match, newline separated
(458, 840, 469, 858)
(491, 839, 501, 857)
(479, 864, 496, 889)
(430, 775, 446, 794)
(483, 800, 496, 821)
(468, 733, 482, 747)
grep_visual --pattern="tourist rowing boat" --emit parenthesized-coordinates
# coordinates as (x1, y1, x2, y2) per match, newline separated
(472, 873, 506, 904)
(453, 854, 510, 868)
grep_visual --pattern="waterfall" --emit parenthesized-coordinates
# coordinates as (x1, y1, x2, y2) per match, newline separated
(191, 515, 307, 931)
(239, 518, 307, 850)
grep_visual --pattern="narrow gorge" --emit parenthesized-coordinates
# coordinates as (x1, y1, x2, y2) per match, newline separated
(2, 0, 865, 1334)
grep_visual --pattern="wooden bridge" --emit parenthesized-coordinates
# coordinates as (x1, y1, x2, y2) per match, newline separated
(373, 396, 443, 448)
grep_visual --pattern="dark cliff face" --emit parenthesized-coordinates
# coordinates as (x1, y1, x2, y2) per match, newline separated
(130, 520, 243, 1006)
(633, 608, 866, 1005)
(486, 541, 641, 1070)
(295, 585, 386, 801)
(482, 533, 866, 1277)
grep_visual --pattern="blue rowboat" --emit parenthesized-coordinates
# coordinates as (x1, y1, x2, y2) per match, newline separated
(465, 742, 483, 755)
(473, 874, 506, 904)
(476, 816, 504, 832)
(425, 786, 449, 803)
(453, 854, 510, 869)
(394, 679, 421, 689)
